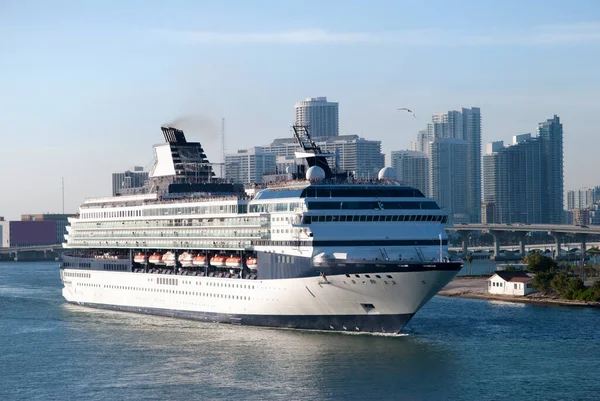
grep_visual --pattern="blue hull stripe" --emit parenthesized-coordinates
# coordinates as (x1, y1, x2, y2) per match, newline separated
(307, 262, 462, 277)
(71, 302, 414, 334)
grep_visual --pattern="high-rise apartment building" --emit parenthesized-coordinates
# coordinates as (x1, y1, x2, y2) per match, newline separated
(483, 136, 545, 224)
(224, 147, 276, 184)
(428, 107, 481, 222)
(482, 117, 565, 224)
(429, 138, 469, 222)
(294, 97, 339, 139)
(112, 166, 149, 196)
(567, 188, 597, 210)
(390, 150, 429, 196)
(462, 107, 482, 223)
(410, 124, 433, 154)
(538, 115, 564, 224)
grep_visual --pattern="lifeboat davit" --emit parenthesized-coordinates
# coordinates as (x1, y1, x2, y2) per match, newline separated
(178, 252, 194, 267)
(163, 252, 176, 267)
(148, 253, 163, 265)
(210, 255, 227, 267)
(192, 254, 207, 267)
(134, 253, 148, 264)
(226, 256, 242, 268)
(246, 257, 258, 270)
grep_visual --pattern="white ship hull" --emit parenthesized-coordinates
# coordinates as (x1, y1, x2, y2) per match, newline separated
(61, 267, 457, 333)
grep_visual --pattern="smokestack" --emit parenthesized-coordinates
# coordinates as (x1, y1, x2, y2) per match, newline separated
(160, 126, 187, 144)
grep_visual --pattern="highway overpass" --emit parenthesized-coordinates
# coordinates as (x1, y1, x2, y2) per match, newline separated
(445, 224, 598, 257)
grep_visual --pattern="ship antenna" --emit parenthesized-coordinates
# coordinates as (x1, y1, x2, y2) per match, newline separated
(221, 117, 226, 179)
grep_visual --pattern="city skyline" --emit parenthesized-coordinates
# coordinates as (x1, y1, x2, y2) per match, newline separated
(2, 1, 600, 220)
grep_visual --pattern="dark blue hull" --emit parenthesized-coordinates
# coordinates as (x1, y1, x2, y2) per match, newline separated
(71, 301, 414, 334)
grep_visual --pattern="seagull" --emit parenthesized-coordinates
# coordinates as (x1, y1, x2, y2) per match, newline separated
(398, 108, 416, 119)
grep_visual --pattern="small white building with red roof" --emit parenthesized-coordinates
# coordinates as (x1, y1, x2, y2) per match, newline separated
(487, 271, 536, 296)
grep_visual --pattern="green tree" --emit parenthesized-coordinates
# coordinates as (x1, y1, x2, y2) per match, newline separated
(523, 253, 557, 273)
(550, 273, 569, 296)
(533, 271, 556, 294)
(564, 277, 586, 300)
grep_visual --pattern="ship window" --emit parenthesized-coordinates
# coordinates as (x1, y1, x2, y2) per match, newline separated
(366, 216, 373, 222)
(359, 216, 366, 222)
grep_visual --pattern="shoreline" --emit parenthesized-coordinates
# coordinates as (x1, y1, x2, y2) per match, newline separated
(438, 277, 600, 308)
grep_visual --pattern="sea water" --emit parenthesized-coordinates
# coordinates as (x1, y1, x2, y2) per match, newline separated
(1, 262, 598, 400)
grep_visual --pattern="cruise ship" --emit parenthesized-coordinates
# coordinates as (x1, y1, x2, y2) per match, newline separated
(60, 125, 462, 334)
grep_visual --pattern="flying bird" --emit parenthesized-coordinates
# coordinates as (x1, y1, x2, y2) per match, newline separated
(398, 108, 416, 119)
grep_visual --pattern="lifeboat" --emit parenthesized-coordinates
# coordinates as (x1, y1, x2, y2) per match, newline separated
(210, 255, 228, 267)
(148, 253, 163, 265)
(226, 255, 242, 268)
(133, 253, 148, 264)
(246, 257, 258, 270)
(179, 252, 194, 267)
(163, 251, 176, 267)
(192, 254, 207, 267)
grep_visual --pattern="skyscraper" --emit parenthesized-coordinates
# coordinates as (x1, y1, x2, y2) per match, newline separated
(112, 166, 149, 196)
(390, 150, 429, 196)
(224, 147, 276, 184)
(538, 115, 564, 224)
(429, 107, 481, 222)
(294, 97, 339, 139)
(429, 138, 469, 222)
(462, 107, 482, 223)
(482, 136, 545, 224)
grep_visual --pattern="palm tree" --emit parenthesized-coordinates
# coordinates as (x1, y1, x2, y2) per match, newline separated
(465, 253, 473, 276)
(587, 247, 600, 277)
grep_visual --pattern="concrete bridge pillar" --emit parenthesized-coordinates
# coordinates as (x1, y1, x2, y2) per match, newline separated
(516, 231, 527, 257)
(490, 230, 503, 257)
(549, 231, 563, 260)
(576, 233, 588, 261)
(458, 231, 470, 256)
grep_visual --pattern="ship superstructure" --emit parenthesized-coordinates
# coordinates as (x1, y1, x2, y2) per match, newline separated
(60, 126, 462, 333)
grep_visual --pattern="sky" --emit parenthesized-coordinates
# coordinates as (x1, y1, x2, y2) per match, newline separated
(1, 0, 600, 220)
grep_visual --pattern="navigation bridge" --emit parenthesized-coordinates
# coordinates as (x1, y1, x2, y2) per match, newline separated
(446, 224, 600, 259)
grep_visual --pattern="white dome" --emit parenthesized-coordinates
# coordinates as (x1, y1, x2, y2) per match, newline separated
(306, 166, 326, 181)
(378, 167, 396, 181)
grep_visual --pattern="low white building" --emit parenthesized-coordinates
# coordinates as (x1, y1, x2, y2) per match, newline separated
(488, 271, 536, 296)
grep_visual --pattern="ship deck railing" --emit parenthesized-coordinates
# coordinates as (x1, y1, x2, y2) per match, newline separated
(82, 194, 252, 209)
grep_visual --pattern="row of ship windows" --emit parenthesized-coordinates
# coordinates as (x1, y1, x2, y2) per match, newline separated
(343, 274, 397, 285)
(68, 240, 254, 248)
(82, 203, 309, 219)
(71, 229, 265, 238)
(74, 217, 267, 229)
(64, 272, 91, 278)
(306, 201, 440, 210)
(81, 204, 245, 219)
(154, 277, 257, 290)
(303, 215, 447, 223)
(104, 264, 128, 271)
(249, 202, 303, 213)
(78, 283, 254, 300)
(63, 262, 91, 268)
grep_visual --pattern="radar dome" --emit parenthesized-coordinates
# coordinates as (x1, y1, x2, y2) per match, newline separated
(378, 167, 396, 181)
(306, 166, 326, 181)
